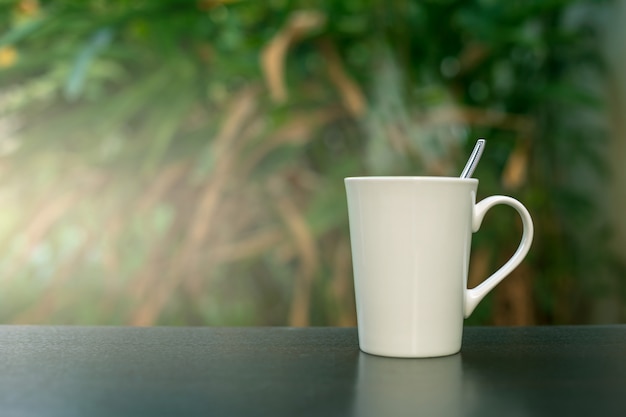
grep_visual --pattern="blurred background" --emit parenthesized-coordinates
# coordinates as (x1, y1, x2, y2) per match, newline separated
(0, 0, 624, 326)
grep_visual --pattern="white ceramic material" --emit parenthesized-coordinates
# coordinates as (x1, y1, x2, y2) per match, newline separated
(345, 177, 533, 358)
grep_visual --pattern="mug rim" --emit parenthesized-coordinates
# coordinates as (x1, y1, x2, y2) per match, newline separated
(345, 176, 478, 183)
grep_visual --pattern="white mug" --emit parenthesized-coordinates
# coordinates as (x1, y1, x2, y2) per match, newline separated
(345, 177, 533, 358)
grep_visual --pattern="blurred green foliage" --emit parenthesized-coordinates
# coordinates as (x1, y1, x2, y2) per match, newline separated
(0, 0, 622, 325)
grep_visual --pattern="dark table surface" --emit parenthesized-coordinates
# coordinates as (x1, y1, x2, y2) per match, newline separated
(1, 325, 625, 417)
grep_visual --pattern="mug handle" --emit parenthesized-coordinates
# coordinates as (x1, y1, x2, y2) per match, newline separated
(464, 196, 534, 318)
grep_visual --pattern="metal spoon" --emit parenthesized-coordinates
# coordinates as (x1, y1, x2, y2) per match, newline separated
(460, 139, 486, 178)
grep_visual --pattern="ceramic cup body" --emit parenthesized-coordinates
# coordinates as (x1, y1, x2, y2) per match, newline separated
(345, 177, 533, 358)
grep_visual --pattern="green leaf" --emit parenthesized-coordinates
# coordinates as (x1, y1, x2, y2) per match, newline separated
(0, 17, 46, 47)
(64, 28, 115, 101)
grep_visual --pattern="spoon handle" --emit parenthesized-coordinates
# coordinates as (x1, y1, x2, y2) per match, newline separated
(460, 139, 486, 179)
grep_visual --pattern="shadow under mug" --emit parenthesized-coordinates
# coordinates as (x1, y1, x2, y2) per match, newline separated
(351, 352, 463, 417)
(345, 177, 533, 358)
